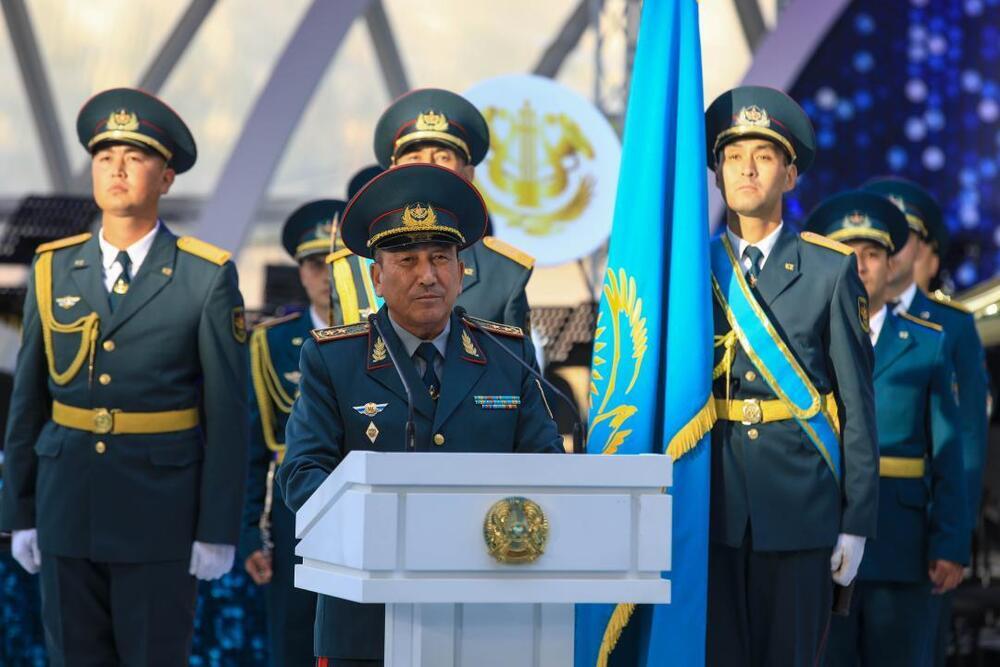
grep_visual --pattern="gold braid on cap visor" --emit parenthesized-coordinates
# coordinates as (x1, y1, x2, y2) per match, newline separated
(88, 130, 173, 162)
(713, 126, 797, 164)
(393, 131, 471, 163)
(827, 227, 894, 251)
(367, 225, 465, 249)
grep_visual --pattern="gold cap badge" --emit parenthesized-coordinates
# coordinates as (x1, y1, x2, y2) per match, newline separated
(845, 211, 871, 228)
(402, 203, 438, 227)
(106, 109, 139, 132)
(736, 105, 771, 128)
(415, 110, 449, 132)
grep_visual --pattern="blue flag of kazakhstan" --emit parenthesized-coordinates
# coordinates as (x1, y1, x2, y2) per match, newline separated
(575, 0, 713, 665)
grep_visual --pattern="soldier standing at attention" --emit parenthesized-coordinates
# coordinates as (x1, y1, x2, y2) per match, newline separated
(278, 163, 563, 667)
(0, 88, 249, 665)
(863, 177, 989, 665)
(373, 88, 534, 329)
(805, 191, 967, 666)
(703, 86, 879, 666)
(240, 200, 345, 666)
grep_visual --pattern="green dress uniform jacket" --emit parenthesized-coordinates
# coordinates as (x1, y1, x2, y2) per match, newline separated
(905, 289, 988, 526)
(457, 237, 533, 329)
(0, 226, 249, 562)
(861, 310, 966, 582)
(277, 306, 563, 661)
(710, 228, 879, 551)
(239, 310, 317, 667)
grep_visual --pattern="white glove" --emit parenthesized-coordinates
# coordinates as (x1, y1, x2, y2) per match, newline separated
(188, 541, 235, 581)
(830, 533, 866, 586)
(11, 529, 41, 575)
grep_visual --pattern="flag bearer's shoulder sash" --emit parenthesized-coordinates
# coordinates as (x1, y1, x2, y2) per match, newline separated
(709, 235, 842, 482)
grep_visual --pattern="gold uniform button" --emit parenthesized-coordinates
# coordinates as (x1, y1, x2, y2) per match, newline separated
(433, 433, 445, 446)
(744, 370, 757, 382)
(747, 428, 759, 441)
(98, 373, 111, 385)
(95, 441, 106, 454)
(102, 340, 116, 352)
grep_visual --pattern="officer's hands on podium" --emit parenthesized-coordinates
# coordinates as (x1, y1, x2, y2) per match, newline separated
(928, 559, 964, 594)
(830, 533, 866, 586)
(245, 549, 273, 585)
(11, 529, 41, 574)
(189, 541, 236, 581)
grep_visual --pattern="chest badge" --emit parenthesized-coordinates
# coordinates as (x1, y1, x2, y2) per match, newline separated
(291, 336, 303, 347)
(353, 402, 388, 417)
(283, 371, 302, 384)
(56, 295, 81, 309)
(365, 421, 379, 444)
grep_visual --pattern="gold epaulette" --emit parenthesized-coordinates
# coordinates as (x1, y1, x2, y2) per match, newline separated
(311, 321, 369, 343)
(482, 236, 535, 269)
(35, 233, 92, 254)
(177, 236, 231, 265)
(800, 231, 853, 256)
(254, 311, 301, 331)
(463, 315, 524, 338)
(899, 310, 944, 332)
(929, 290, 972, 314)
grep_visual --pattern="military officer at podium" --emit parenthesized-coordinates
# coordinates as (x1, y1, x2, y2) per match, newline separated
(862, 177, 988, 665)
(803, 191, 967, 666)
(240, 200, 346, 666)
(703, 86, 879, 666)
(0, 88, 249, 665)
(278, 163, 563, 667)
(374, 88, 535, 329)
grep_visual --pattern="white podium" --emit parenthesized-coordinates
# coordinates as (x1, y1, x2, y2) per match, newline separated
(294, 451, 672, 667)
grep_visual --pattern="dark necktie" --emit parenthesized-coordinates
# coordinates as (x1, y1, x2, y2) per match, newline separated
(109, 250, 132, 312)
(743, 246, 764, 286)
(414, 342, 441, 400)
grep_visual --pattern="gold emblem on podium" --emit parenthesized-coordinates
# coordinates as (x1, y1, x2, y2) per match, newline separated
(483, 496, 549, 564)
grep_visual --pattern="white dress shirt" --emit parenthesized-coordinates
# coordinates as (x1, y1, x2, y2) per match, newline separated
(894, 282, 918, 314)
(309, 306, 328, 331)
(98, 221, 161, 292)
(726, 222, 784, 272)
(868, 304, 888, 346)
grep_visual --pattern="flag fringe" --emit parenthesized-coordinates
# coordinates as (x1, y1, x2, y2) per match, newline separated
(665, 395, 716, 460)
(596, 602, 636, 667)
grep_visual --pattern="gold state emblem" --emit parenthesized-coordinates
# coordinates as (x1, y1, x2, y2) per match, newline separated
(481, 100, 594, 236)
(483, 496, 549, 564)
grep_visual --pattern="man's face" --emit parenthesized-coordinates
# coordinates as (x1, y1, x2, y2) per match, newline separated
(716, 139, 796, 219)
(299, 256, 331, 312)
(372, 243, 464, 337)
(888, 230, 920, 289)
(91, 144, 174, 217)
(847, 240, 891, 305)
(394, 143, 474, 180)
(912, 238, 940, 290)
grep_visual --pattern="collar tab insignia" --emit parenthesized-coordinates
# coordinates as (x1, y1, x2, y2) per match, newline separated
(372, 336, 388, 363)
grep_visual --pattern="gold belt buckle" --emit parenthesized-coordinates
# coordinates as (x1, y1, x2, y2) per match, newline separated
(741, 398, 763, 425)
(93, 408, 113, 434)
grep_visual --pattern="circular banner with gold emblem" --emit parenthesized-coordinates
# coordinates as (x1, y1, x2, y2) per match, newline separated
(464, 75, 621, 267)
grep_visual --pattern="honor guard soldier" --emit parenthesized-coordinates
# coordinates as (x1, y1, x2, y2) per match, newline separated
(0, 88, 249, 665)
(804, 191, 967, 666)
(239, 200, 346, 666)
(703, 86, 879, 666)
(863, 177, 988, 665)
(373, 88, 535, 329)
(278, 163, 563, 667)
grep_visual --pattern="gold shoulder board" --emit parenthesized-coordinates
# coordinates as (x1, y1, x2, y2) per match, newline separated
(177, 236, 231, 265)
(482, 236, 535, 269)
(463, 315, 524, 338)
(800, 231, 853, 256)
(899, 311, 944, 332)
(311, 322, 370, 343)
(255, 311, 302, 331)
(35, 233, 92, 254)
(929, 291, 972, 314)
